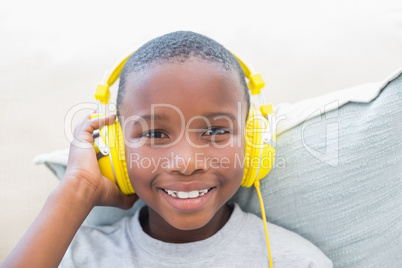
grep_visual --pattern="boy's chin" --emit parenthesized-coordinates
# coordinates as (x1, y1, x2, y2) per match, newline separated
(162, 204, 232, 234)
(165, 213, 214, 231)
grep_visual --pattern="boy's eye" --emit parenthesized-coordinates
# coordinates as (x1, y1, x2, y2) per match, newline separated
(203, 128, 231, 136)
(142, 130, 168, 139)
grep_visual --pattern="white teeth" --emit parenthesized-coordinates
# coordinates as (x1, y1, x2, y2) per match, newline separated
(188, 191, 199, 198)
(177, 191, 189, 198)
(167, 190, 177, 197)
(164, 188, 210, 199)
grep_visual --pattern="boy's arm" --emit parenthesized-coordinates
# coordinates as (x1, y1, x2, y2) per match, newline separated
(2, 179, 98, 268)
(1, 114, 137, 268)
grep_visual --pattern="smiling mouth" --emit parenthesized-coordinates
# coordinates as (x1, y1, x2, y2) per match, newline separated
(162, 188, 213, 199)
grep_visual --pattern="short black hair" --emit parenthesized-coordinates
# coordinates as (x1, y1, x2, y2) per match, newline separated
(116, 31, 250, 116)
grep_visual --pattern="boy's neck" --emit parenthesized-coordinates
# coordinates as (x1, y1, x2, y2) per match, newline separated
(139, 204, 233, 243)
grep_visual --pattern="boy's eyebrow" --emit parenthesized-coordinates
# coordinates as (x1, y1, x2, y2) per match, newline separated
(131, 114, 169, 126)
(139, 114, 168, 121)
(201, 112, 237, 122)
(130, 112, 237, 127)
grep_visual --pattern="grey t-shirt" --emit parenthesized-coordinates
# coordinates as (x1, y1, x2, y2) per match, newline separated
(60, 204, 332, 267)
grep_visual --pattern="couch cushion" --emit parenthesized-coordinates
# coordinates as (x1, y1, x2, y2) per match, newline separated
(232, 72, 402, 267)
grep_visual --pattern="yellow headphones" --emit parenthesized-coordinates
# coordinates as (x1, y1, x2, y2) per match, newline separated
(92, 50, 276, 267)
(92, 51, 276, 194)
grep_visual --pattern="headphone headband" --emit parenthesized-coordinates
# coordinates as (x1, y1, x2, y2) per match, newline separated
(94, 51, 266, 105)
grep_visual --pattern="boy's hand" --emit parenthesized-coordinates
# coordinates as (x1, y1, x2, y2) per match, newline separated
(63, 113, 138, 209)
(1, 113, 138, 268)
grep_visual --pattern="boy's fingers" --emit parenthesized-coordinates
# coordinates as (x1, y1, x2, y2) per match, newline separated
(68, 113, 136, 209)
(74, 113, 116, 136)
(69, 115, 117, 155)
(74, 114, 117, 143)
(67, 114, 116, 173)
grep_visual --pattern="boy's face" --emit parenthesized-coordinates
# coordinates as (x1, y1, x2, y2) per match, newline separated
(119, 59, 247, 235)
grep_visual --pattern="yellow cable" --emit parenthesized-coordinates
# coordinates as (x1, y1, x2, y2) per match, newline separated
(254, 180, 273, 268)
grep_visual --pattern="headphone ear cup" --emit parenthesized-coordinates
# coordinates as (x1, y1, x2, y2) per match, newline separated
(242, 109, 275, 187)
(113, 120, 135, 195)
(95, 119, 135, 195)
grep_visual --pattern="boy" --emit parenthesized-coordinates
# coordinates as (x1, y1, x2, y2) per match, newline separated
(2, 31, 332, 267)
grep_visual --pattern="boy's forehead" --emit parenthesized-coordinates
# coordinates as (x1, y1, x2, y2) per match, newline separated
(120, 59, 247, 118)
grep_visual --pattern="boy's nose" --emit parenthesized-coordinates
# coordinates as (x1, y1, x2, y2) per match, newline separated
(165, 142, 209, 176)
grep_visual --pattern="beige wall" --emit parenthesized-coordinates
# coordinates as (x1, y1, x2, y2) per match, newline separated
(1, 0, 402, 262)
